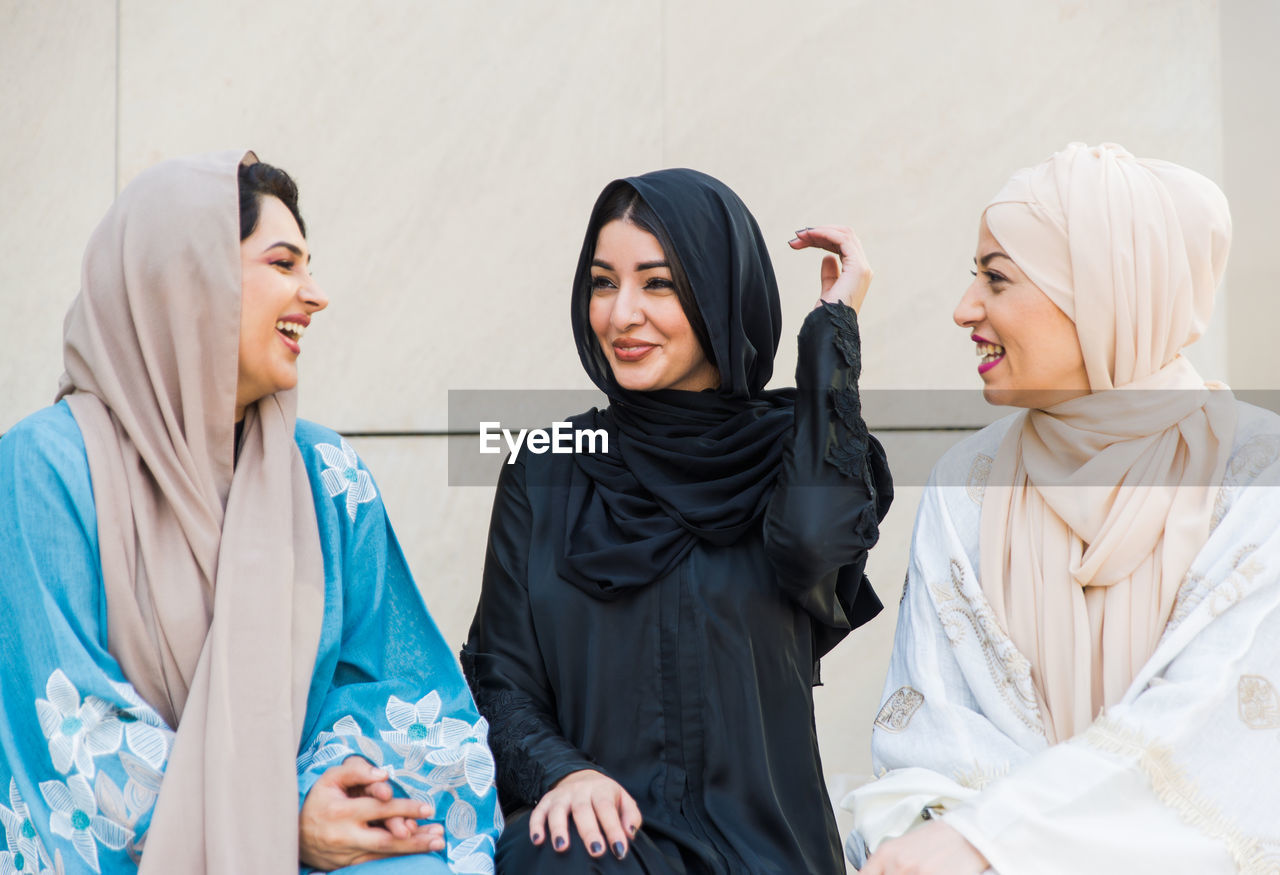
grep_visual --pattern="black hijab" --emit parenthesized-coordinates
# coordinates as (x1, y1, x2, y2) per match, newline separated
(558, 169, 797, 597)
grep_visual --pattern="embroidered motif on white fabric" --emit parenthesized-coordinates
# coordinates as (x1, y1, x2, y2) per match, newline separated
(297, 692, 497, 875)
(932, 560, 1043, 736)
(29, 673, 171, 871)
(1164, 545, 1265, 641)
(874, 687, 924, 733)
(1082, 717, 1274, 874)
(965, 454, 993, 506)
(952, 762, 1009, 791)
(1212, 435, 1280, 531)
(316, 438, 377, 522)
(1238, 676, 1280, 730)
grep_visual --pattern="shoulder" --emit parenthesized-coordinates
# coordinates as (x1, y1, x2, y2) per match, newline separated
(1221, 400, 1280, 487)
(294, 420, 383, 524)
(0, 402, 90, 483)
(926, 412, 1020, 491)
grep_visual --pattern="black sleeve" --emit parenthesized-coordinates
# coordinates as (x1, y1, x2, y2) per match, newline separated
(762, 302, 893, 657)
(460, 457, 602, 811)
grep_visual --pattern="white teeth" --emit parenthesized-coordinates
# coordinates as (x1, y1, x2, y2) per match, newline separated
(275, 320, 306, 340)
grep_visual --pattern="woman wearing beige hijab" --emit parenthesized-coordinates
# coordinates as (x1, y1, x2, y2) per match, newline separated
(0, 152, 499, 873)
(844, 143, 1280, 873)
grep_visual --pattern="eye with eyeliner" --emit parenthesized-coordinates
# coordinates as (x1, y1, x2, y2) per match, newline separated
(644, 278, 674, 292)
(590, 274, 616, 293)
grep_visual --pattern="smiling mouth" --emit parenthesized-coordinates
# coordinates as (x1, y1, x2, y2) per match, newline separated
(613, 341, 657, 362)
(976, 341, 1005, 374)
(276, 319, 306, 352)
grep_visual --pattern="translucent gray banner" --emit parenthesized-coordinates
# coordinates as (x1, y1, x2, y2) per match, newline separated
(444, 389, 1280, 488)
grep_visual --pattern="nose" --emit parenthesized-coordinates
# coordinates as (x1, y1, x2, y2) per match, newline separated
(953, 277, 983, 328)
(611, 282, 644, 331)
(300, 270, 329, 313)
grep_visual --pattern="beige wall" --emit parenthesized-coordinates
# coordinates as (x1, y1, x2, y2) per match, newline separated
(3, 0, 1273, 864)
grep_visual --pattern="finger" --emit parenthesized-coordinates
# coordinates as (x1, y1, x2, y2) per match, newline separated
(619, 793, 643, 839)
(383, 815, 411, 840)
(359, 779, 394, 802)
(593, 794, 629, 860)
(351, 821, 445, 857)
(791, 225, 853, 256)
(332, 756, 387, 790)
(546, 799, 572, 853)
(346, 795, 434, 825)
(528, 797, 549, 846)
(571, 798, 607, 857)
(820, 254, 839, 296)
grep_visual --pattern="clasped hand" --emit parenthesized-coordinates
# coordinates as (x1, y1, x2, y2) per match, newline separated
(299, 756, 445, 870)
(859, 820, 990, 874)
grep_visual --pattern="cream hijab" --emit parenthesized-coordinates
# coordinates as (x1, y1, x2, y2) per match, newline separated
(57, 151, 325, 872)
(978, 143, 1235, 743)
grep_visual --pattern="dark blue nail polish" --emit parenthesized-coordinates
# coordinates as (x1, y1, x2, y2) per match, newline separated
(531, 833, 541, 844)
(613, 841, 627, 859)
(554, 836, 567, 851)
(591, 842, 603, 855)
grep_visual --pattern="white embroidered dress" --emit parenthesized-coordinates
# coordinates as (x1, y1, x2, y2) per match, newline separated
(844, 402, 1280, 874)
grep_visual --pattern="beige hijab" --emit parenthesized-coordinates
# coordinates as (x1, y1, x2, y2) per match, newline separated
(57, 151, 326, 872)
(978, 143, 1236, 743)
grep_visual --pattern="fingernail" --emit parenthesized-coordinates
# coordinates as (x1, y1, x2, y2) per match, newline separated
(613, 841, 627, 859)
(531, 833, 542, 844)
(788, 237, 799, 244)
(795, 228, 807, 235)
(371, 768, 386, 778)
(554, 836, 567, 851)
(419, 804, 432, 817)
(591, 841, 603, 855)
(628, 824, 638, 837)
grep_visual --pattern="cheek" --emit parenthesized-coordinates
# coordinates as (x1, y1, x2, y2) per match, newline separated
(588, 297, 612, 341)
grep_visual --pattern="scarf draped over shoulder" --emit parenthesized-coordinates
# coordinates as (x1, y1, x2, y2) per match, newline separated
(57, 151, 325, 872)
(978, 143, 1235, 742)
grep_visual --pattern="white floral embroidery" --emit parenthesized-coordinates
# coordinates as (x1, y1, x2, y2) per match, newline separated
(380, 693, 496, 799)
(38, 776, 130, 874)
(0, 779, 57, 874)
(316, 439, 377, 522)
(107, 683, 173, 771)
(34, 672, 121, 778)
(29, 673, 168, 870)
(447, 834, 495, 875)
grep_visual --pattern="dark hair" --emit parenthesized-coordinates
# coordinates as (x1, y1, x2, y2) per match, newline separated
(589, 185, 714, 361)
(238, 161, 306, 240)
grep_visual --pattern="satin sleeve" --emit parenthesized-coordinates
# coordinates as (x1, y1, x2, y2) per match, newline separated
(763, 302, 892, 656)
(461, 457, 601, 811)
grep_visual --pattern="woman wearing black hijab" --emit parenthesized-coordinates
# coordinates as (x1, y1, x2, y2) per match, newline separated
(463, 169, 892, 873)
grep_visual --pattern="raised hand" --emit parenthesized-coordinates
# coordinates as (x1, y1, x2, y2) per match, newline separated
(789, 225, 873, 313)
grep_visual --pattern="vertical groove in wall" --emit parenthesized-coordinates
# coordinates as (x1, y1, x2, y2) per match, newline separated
(659, 0, 666, 165)
(113, 0, 120, 193)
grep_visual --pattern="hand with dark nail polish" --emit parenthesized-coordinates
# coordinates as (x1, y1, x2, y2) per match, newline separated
(554, 836, 567, 851)
(531, 832, 542, 845)
(613, 841, 628, 859)
(590, 841, 603, 855)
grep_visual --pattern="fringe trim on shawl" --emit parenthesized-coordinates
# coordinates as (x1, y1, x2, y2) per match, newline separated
(1082, 717, 1272, 874)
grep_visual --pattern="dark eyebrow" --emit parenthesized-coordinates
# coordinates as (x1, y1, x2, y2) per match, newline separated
(264, 241, 311, 263)
(636, 260, 669, 271)
(591, 258, 613, 270)
(978, 251, 1012, 268)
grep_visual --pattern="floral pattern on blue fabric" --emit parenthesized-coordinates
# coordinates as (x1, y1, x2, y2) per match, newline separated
(316, 439, 377, 522)
(35, 672, 122, 779)
(28, 673, 172, 872)
(0, 779, 62, 874)
(297, 692, 498, 875)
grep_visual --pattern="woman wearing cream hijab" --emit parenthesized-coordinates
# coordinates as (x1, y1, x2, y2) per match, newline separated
(845, 143, 1280, 873)
(0, 152, 499, 873)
